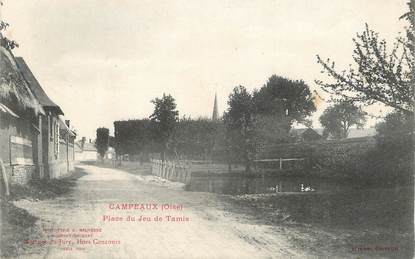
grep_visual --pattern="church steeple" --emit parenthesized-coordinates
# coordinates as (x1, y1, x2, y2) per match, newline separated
(212, 92, 219, 120)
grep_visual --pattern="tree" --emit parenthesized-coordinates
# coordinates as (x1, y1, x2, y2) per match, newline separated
(316, 1, 414, 116)
(253, 75, 316, 130)
(96, 127, 109, 160)
(223, 86, 256, 171)
(253, 114, 293, 145)
(171, 117, 221, 160)
(114, 119, 159, 159)
(319, 101, 366, 139)
(149, 93, 179, 160)
(358, 111, 414, 187)
(376, 111, 414, 137)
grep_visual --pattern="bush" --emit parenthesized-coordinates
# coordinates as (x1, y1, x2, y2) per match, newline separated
(354, 111, 414, 187)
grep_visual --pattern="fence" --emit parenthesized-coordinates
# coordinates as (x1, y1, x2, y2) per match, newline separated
(254, 158, 306, 170)
(151, 159, 192, 184)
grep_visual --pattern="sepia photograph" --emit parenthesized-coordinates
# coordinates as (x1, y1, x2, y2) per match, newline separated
(0, 0, 414, 258)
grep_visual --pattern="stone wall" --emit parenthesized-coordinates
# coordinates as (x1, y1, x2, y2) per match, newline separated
(4, 164, 36, 185)
(68, 145, 74, 171)
(47, 160, 70, 179)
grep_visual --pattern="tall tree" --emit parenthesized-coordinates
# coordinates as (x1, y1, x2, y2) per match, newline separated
(150, 93, 179, 160)
(224, 86, 256, 171)
(253, 75, 316, 130)
(319, 101, 366, 139)
(376, 111, 414, 137)
(316, 1, 414, 116)
(96, 127, 109, 160)
(171, 117, 221, 160)
(114, 119, 158, 158)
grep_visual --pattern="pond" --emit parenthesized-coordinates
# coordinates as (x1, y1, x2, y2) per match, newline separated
(187, 174, 347, 195)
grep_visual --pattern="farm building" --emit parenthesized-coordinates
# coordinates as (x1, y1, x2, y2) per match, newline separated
(0, 46, 76, 188)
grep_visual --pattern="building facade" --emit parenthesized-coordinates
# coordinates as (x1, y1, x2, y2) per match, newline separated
(75, 138, 98, 161)
(0, 47, 76, 189)
(16, 57, 76, 179)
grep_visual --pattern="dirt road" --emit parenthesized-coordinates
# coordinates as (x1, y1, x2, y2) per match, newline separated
(14, 165, 311, 259)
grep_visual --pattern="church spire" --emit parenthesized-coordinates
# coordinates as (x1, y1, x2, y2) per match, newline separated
(212, 92, 219, 120)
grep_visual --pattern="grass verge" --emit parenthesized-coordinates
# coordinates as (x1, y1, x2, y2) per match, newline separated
(226, 187, 414, 258)
(0, 167, 86, 258)
(0, 199, 44, 258)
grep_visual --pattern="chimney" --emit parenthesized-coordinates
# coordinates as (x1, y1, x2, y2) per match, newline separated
(65, 120, 70, 127)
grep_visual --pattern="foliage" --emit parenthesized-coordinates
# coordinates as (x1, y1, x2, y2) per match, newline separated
(319, 101, 366, 139)
(96, 127, 109, 158)
(223, 86, 257, 171)
(224, 77, 316, 169)
(316, 2, 414, 116)
(0, 21, 18, 50)
(253, 75, 316, 128)
(113, 119, 160, 157)
(376, 110, 414, 136)
(113, 117, 223, 161)
(254, 115, 292, 146)
(149, 93, 179, 159)
(170, 117, 223, 160)
(351, 111, 414, 187)
(400, 0, 415, 66)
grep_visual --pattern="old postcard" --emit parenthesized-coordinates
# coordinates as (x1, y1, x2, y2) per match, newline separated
(0, 0, 414, 258)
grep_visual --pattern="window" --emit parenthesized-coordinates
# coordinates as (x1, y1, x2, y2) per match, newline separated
(49, 116, 53, 142)
(54, 122, 59, 158)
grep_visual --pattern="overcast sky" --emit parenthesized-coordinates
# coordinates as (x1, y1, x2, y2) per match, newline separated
(1, 0, 407, 139)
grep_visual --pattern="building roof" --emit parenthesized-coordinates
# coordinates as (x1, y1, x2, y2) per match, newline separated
(347, 128, 377, 138)
(0, 103, 20, 118)
(74, 142, 82, 152)
(290, 128, 323, 142)
(291, 128, 324, 136)
(15, 57, 64, 115)
(83, 142, 97, 152)
(0, 47, 44, 116)
(301, 128, 323, 140)
(58, 117, 76, 137)
(74, 140, 97, 152)
(291, 128, 376, 139)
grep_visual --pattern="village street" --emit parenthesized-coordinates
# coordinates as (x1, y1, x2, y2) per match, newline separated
(14, 165, 311, 259)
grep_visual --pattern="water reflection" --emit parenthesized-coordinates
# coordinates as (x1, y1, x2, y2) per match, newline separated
(189, 175, 343, 195)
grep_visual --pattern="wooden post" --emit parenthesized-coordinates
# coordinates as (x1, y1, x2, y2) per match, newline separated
(0, 158, 9, 196)
(279, 158, 283, 170)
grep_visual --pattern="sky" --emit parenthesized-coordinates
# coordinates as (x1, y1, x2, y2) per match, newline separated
(1, 0, 408, 139)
